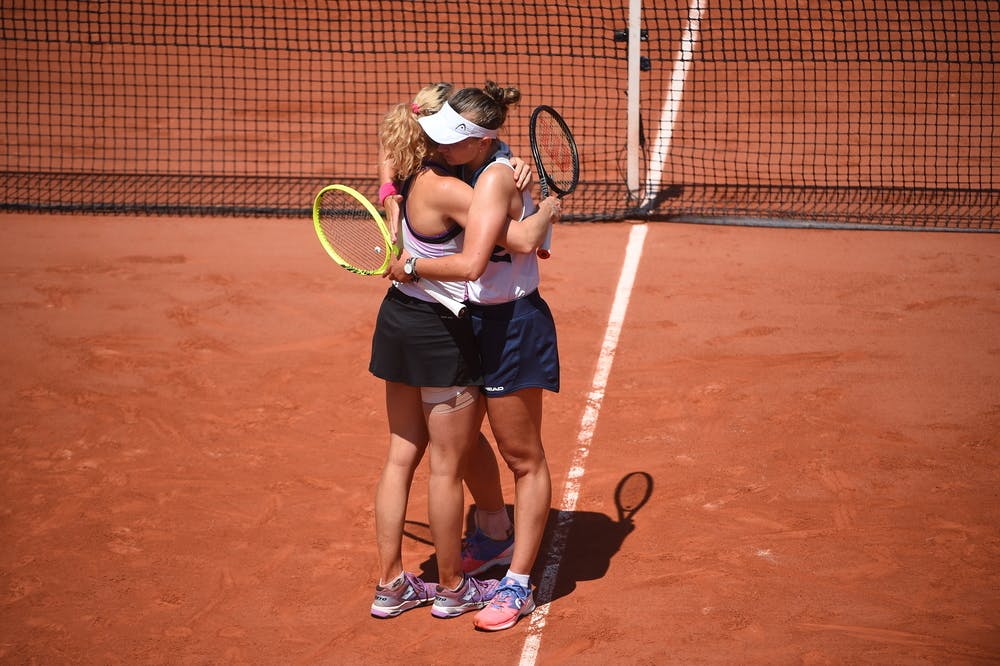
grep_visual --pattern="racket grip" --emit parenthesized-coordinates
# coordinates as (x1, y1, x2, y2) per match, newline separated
(424, 285, 467, 318)
(537, 223, 553, 259)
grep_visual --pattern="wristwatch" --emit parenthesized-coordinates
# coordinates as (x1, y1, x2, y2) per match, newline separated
(403, 256, 420, 282)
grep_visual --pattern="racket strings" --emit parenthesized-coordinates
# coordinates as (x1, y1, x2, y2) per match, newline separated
(317, 193, 389, 273)
(537, 115, 577, 191)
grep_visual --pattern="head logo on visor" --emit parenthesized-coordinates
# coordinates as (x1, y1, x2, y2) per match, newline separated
(418, 102, 498, 145)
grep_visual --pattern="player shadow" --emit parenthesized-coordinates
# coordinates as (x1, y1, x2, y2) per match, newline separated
(404, 471, 653, 606)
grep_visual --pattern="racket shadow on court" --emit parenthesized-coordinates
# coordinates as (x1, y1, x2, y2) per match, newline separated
(406, 470, 653, 606)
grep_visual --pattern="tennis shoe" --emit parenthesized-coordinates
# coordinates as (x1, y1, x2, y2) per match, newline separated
(370, 571, 435, 618)
(473, 577, 535, 631)
(431, 576, 499, 618)
(461, 528, 515, 575)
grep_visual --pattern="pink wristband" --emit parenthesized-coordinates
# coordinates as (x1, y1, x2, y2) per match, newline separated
(378, 182, 399, 205)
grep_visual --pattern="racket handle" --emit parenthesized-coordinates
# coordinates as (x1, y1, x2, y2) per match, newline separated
(537, 223, 553, 259)
(423, 284, 467, 318)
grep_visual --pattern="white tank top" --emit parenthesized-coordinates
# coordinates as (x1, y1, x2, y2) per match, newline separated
(395, 172, 468, 303)
(465, 151, 540, 305)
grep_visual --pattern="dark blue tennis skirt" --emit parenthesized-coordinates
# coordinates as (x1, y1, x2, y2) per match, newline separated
(468, 290, 560, 397)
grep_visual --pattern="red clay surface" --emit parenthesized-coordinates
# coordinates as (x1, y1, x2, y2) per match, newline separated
(2, 214, 999, 664)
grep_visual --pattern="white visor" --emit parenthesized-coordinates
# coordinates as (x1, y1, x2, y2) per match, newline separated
(418, 102, 498, 145)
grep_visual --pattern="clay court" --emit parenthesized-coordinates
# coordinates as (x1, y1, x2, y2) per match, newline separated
(1, 214, 998, 663)
(2, 1, 999, 664)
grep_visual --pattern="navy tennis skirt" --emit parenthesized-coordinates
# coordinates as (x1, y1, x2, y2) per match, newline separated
(468, 290, 560, 397)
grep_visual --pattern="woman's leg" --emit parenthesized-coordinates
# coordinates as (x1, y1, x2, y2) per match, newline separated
(374, 381, 427, 585)
(484, 387, 550, 576)
(463, 431, 511, 535)
(425, 391, 486, 590)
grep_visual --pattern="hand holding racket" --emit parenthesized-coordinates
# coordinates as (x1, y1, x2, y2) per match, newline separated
(312, 184, 467, 317)
(529, 105, 580, 259)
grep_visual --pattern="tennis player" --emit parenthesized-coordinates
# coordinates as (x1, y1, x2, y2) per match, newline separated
(369, 83, 558, 620)
(379, 90, 542, 580)
(388, 81, 560, 631)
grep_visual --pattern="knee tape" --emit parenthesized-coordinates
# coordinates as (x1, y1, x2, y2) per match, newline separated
(421, 386, 479, 413)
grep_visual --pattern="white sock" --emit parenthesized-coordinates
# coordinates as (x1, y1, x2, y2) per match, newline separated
(504, 571, 530, 588)
(382, 571, 404, 588)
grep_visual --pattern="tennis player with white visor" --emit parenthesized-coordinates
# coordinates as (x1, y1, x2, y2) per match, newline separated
(370, 82, 557, 622)
(390, 81, 560, 632)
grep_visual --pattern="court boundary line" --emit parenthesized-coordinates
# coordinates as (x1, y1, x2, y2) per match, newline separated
(518, 223, 648, 665)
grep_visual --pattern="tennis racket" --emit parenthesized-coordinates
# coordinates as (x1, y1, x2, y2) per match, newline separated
(528, 105, 580, 259)
(312, 184, 467, 317)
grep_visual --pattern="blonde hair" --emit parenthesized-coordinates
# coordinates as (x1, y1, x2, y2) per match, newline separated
(379, 82, 453, 180)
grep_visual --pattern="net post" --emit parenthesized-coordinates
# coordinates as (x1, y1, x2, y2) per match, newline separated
(626, 0, 643, 204)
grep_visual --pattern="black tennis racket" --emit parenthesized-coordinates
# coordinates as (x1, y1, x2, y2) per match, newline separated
(529, 105, 580, 259)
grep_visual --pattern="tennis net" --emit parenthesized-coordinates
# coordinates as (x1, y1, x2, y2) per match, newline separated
(1, 1, 997, 229)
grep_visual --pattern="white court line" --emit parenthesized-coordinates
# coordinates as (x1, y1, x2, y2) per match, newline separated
(518, 1, 704, 659)
(518, 223, 647, 666)
(644, 0, 705, 204)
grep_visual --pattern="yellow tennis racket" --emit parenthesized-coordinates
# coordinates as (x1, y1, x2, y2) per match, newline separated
(312, 184, 466, 317)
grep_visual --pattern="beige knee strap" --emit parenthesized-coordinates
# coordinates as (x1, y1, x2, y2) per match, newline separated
(421, 386, 479, 414)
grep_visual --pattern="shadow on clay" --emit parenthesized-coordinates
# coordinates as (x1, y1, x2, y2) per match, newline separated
(403, 470, 654, 606)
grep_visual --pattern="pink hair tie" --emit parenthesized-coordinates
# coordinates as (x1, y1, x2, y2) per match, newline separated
(411, 102, 421, 114)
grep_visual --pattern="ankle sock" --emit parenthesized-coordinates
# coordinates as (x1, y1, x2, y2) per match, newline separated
(504, 571, 530, 588)
(382, 571, 404, 588)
